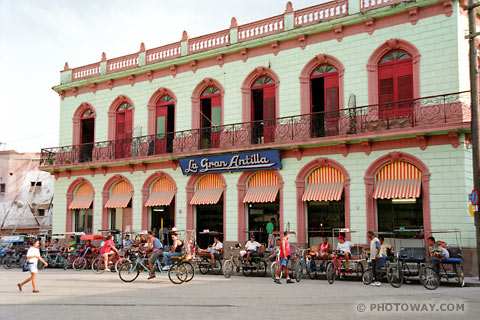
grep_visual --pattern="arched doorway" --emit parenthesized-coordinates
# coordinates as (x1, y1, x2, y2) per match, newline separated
(115, 103, 133, 159)
(104, 180, 133, 241)
(200, 86, 222, 149)
(145, 177, 176, 246)
(303, 166, 345, 245)
(189, 174, 225, 248)
(154, 95, 175, 154)
(310, 65, 339, 137)
(80, 108, 95, 162)
(242, 171, 281, 245)
(378, 50, 414, 119)
(251, 76, 276, 144)
(67, 180, 94, 234)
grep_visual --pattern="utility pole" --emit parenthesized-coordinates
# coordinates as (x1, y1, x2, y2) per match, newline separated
(465, 0, 480, 280)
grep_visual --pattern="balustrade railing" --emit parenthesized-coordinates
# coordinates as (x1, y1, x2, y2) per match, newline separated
(294, 0, 348, 27)
(189, 29, 230, 54)
(146, 42, 182, 64)
(40, 92, 471, 168)
(360, 0, 409, 12)
(238, 15, 284, 42)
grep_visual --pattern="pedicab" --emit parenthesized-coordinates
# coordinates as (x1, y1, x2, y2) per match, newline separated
(196, 230, 223, 275)
(72, 234, 103, 270)
(240, 230, 268, 277)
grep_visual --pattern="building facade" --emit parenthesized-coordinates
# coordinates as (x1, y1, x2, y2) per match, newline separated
(0, 151, 53, 235)
(42, 0, 476, 273)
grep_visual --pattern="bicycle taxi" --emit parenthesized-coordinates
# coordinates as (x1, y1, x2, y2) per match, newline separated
(72, 234, 102, 270)
(419, 229, 465, 290)
(362, 231, 396, 285)
(196, 230, 223, 275)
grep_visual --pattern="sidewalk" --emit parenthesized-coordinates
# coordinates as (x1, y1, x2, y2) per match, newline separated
(466, 277, 480, 287)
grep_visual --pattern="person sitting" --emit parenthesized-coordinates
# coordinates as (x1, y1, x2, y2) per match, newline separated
(81, 240, 96, 256)
(427, 236, 449, 273)
(241, 234, 261, 265)
(49, 239, 61, 251)
(62, 236, 77, 253)
(199, 236, 223, 264)
(122, 235, 134, 251)
(379, 236, 394, 267)
(332, 235, 354, 268)
(162, 233, 183, 270)
(309, 237, 331, 269)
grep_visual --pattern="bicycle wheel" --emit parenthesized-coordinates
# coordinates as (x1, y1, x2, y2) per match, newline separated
(456, 265, 465, 288)
(295, 262, 303, 282)
(223, 260, 233, 278)
(73, 257, 86, 270)
(362, 268, 373, 285)
(92, 258, 105, 274)
(183, 261, 195, 282)
(242, 263, 252, 277)
(3, 257, 13, 269)
(199, 258, 210, 274)
(168, 262, 187, 284)
(257, 260, 267, 277)
(355, 262, 364, 280)
(326, 262, 336, 284)
(419, 266, 439, 290)
(270, 261, 281, 279)
(115, 257, 130, 273)
(118, 262, 140, 282)
(212, 259, 222, 275)
(387, 264, 403, 288)
(63, 259, 72, 270)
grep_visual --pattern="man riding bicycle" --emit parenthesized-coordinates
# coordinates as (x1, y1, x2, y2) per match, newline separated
(146, 231, 163, 279)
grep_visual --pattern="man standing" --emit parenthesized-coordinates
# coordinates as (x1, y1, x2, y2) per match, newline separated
(266, 218, 276, 250)
(146, 231, 163, 279)
(274, 231, 294, 284)
(367, 231, 382, 287)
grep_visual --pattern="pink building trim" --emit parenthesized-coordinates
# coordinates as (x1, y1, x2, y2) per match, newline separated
(141, 171, 177, 230)
(107, 95, 136, 141)
(364, 152, 431, 242)
(299, 54, 345, 114)
(72, 102, 96, 145)
(147, 88, 177, 136)
(66, 177, 94, 233)
(191, 78, 225, 130)
(367, 38, 421, 105)
(236, 170, 284, 243)
(295, 158, 350, 243)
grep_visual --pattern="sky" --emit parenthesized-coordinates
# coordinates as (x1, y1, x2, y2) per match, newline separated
(0, 0, 327, 153)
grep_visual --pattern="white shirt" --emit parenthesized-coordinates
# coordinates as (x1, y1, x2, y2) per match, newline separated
(245, 241, 261, 251)
(370, 237, 380, 258)
(212, 241, 223, 251)
(27, 247, 40, 264)
(337, 241, 354, 254)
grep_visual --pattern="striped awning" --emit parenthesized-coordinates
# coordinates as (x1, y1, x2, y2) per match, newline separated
(105, 193, 132, 208)
(190, 189, 223, 205)
(191, 174, 224, 205)
(302, 183, 344, 201)
(373, 161, 422, 199)
(69, 195, 93, 209)
(302, 166, 344, 201)
(145, 191, 175, 207)
(243, 185, 279, 203)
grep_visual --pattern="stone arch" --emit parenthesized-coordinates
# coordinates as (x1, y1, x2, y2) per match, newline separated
(141, 171, 177, 230)
(367, 39, 421, 105)
(237, 170, 284, 243)
(295, 158, 351, 243)
(107, 95, 136, 140)
(299, 54, 345, 114)
(364, 152, 430, 241)
(191, 78, 225, 130)
(241, 66, 280, 123)
(147, 88, 177, 135)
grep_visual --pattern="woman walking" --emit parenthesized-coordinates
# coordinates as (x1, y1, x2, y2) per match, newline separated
(18, 238, 48, 293)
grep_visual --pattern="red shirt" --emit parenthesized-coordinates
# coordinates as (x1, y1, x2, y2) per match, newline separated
(279, 238, 290, 258)
(100, 240, 114, 254)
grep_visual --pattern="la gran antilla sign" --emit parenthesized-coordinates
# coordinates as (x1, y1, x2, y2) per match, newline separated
(179, 150, 281, 175)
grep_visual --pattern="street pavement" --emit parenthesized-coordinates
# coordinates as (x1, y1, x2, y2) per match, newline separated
(0, 269, 479, 320)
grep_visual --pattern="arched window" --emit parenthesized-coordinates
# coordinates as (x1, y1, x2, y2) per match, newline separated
(155, 95, 175, 154)
(79, 108, 95, 162)
(378, 50, 413, 119)
(115, 103, 133, 158)
(251, 76, 276, 143)
(310, 65, 339, 137)
(200, 86, 222, 149)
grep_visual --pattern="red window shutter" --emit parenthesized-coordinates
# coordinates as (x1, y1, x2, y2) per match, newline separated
(211, 95, 221, 108)
(125, 110, 133, 139)
(263, 85, 275, 120)
(324, 75, 339, 115)
(116, 113, 125, 140)
(397, 74, 413, 101)
(156, 106, 168, 134)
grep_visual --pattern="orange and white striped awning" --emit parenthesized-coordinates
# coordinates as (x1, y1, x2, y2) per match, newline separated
(145, 178, 176, 207)
(190, 174, 224, 205)
(105, 181, 133, 208)
(373, 161, 422, 199)
(69, 183, 94, 209)
(302, 166, 344, 201)
(243, 171, 280, 203)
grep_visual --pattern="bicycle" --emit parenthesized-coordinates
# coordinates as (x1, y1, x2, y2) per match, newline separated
(326, 250, 364, 284)
(92, 251, 129, 273)
(2, 249, 26, 269)
(386, 247, 425, 288)
(293, 248, 309, 282)
(119, 251, 170, 282)
(223, 244, 242, 278)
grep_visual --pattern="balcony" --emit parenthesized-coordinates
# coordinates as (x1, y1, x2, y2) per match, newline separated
(40, 92, 471, 169)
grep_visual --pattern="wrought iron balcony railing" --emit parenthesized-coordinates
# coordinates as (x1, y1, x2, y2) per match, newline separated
(40, 92, 471, 168)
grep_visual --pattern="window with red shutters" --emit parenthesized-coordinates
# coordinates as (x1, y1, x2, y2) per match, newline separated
(115, 103, 133, 158)
(310, 65, 339, 137)
(378, 50, 414, 119)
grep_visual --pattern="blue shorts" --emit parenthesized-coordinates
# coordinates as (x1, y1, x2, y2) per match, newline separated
(208, 249, 220, 254)
(280, 257, 290, 267)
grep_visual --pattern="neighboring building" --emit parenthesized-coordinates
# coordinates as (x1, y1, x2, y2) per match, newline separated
(0, 151, 53, 235)
(41, 0, 476, 274)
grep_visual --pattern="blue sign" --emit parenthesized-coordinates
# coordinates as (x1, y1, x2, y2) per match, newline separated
(179, 150, 282, 175)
